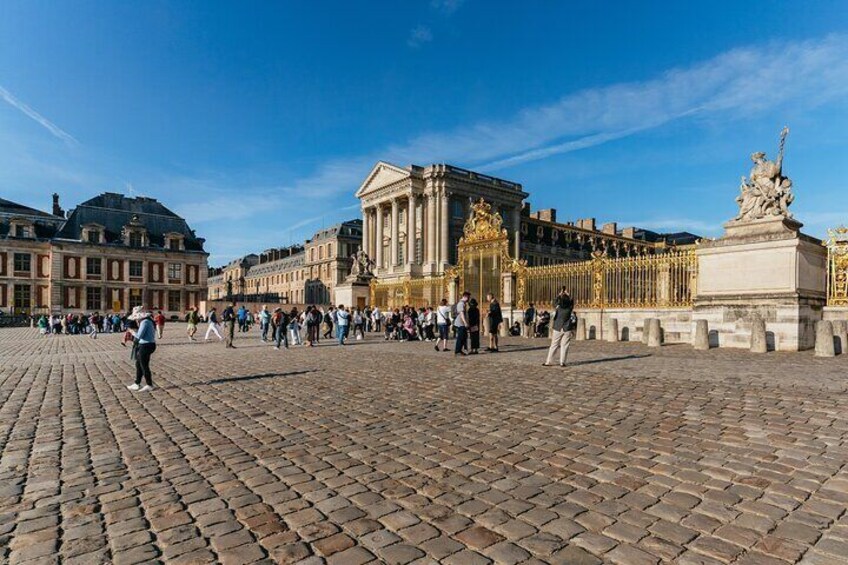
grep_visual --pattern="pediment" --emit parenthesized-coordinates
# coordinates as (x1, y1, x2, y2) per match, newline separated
(355, 161, 411, 198)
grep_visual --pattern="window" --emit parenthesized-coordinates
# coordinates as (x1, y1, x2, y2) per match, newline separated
(168, 263, 182, 281)
(129, 232, 143, 247)
(129, 260, 143, 278)
(86, 257, 102, 276)
(86, 287, 102, 310)
(168, 290, 180, 311)
(13, 253, 31, 273)
(415, 239, 423, 264)
(168, 238, 181, 250)
(129, 289, 143, 309)
(14, 285, 31, 311)
(452, 199, 464, 219)
(87, 230, 100, 243)
(14, 225, 30, 238)
(398, 245, 405, 265)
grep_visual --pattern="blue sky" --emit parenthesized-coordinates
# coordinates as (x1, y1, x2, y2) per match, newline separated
(2, 1, 847, 265)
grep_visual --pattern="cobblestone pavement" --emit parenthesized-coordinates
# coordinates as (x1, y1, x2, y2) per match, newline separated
(1, 327, 847, 565)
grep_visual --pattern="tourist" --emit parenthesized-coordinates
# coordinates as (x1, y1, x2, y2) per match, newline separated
(510, 321, 522, 336)
(237, 304, 248, 333)
(468, 298, 481, 354)
(88, 312, 100, 339)
(288, 307, 302, 346)
(205, 307, 224, 341)
(259, 305, 271, 342)
(272, 307, 289, 350)
(37, 315, 48, 336)
(323, 306, 335, 339)
(536, 310, 551, 338)
(336, 305, 350, 345)
(523, 303, 536, 338)
(543, 287, 576, 367)
(486, 294, 503, 352)
(453, 291, 470, 356)
(305, 305, 320, 346)
(154, 310, 166, 338)
(352, 308, 365, 340)
(186, 306, 200, 341)
(223, 302, 237, 348)
(372, 306, 382, 332)
(364, 306, 372, 332)
(126, 306, 156, 392)
(435, 298, 451, 352)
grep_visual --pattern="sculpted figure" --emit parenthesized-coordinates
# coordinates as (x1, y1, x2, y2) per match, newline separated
(735, 127, 793, 221)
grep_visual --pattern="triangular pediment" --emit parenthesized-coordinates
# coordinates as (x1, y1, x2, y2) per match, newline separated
(355, 161, 411, 198)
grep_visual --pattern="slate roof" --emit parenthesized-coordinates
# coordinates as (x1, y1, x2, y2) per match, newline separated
(55, 193, 206, 252)
(0, 198, 64, 239)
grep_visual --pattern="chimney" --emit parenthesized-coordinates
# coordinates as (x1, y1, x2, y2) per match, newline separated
(602, 222, 617, 235)
(622, 227, 636, 239)
(580, 218, 596, 231)
(534, 208, 557, 223)
(52, 193, 64, 217)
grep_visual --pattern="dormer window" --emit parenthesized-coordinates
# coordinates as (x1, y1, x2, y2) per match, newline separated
(15, 225, 30, 238)
(9, 219, 34, 239)
(129, 232, 143, 247)
(168, 238, 180, 250)
(164, 232, 185, 251)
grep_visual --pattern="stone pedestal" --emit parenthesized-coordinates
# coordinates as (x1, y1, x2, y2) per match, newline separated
(334, 277, 372, 310)
(694, 216, 826, 351)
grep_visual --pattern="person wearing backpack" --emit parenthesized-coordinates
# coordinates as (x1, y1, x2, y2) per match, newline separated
(222, 303, 237, 348)
(543, 287, 576, 367)
(271, 307, 289, 350)
(186, 306, 200, 341)
(323, 306, 335, 339)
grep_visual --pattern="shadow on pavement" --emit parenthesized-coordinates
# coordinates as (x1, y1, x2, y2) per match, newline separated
(569, 354, 652, 366)
(205, 369, 317, 385)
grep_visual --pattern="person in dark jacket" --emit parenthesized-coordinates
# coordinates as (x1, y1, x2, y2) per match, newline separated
(543, 287, 575, 367)
(486, 293, 503, 352)
(467, 298, 481, 354)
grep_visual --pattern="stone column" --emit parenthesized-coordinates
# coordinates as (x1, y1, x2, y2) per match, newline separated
(375, 205, 384, 269)
(391, 199, 400, 268)
(362, 207, 370, 259)
(407, 195, 416, 266)
(512, 207, 522, 260)
(440, 192, 449, 268)
(426, 194, 437, 268)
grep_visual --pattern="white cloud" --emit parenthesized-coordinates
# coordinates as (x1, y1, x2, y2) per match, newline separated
(408, 25, 433, 48)
(284, 34, 848, 200)
(0, 85, 78, 146)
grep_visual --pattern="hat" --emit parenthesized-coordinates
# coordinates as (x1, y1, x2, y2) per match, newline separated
(128, 306, 150, 321)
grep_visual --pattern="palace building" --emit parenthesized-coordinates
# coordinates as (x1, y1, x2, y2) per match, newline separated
(357, 161, 697, 283)
(206, 220, 363, 306)
(0, 193, 208, 316)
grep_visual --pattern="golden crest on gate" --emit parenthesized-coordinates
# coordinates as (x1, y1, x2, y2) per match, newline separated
(462, 199, 508, 244)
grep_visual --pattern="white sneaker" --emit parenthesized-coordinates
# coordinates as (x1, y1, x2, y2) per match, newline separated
(127, 383, 140, 391)
(139, 385, 154, 392)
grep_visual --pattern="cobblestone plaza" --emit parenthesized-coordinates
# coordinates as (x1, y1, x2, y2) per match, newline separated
(1, 329, 847, 564)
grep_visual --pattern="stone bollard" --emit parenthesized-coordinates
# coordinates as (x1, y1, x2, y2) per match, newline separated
(693, 319, 709, 350)
(815, 320, 835, 357)
(500, 318, 509, 337)
(575, 317, 586, 341)
(832, 320, 847, 355)
(641, 318, 653, 344)
(750, 316, 767, 353)
(647, 318, 662, 347)
(606, 319, 619, 342)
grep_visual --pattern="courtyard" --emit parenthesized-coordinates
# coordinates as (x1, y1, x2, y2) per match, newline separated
(1, 328, 847, 565)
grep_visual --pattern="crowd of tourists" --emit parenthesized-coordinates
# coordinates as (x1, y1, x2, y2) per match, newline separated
(28, 286, 576, 393)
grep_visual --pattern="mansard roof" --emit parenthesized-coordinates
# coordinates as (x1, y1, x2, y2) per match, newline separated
(0, 198, 64, 239)
(56, 192, 206, 252)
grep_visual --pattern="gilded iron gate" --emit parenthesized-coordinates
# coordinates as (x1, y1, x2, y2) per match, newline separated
(447, 199, 515, 300)
(825, 226, 848, 306)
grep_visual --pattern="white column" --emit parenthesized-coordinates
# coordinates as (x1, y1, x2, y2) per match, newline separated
(391, 199, 400, 268)
(427, 194, 437, 268)
(361, 207, 370, 259)
(375, 205, 384, 269)
(407, 195, 416, 266)
(440, 191, 449, 267)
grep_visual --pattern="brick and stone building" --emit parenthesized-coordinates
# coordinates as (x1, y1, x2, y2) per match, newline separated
(206, 220, 363, 306)
(0, 192, 208, 316)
